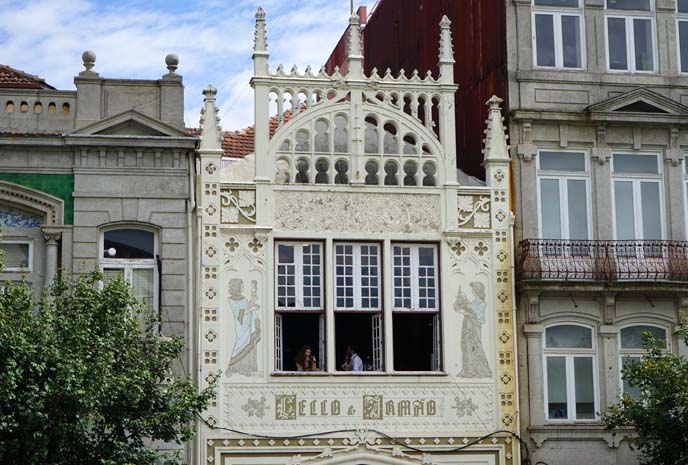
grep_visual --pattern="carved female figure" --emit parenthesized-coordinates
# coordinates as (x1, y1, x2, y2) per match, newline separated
(226, 278, 261, 375)
(456, 281, 491, 378)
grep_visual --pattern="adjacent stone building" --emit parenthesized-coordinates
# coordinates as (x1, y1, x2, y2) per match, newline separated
(0, 53, 197, 459)
(195, 9, 519, 465)
(508, 1, 688, 463)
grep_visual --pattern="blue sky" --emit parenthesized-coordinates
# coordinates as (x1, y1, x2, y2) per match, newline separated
(0, 0, 376, 130)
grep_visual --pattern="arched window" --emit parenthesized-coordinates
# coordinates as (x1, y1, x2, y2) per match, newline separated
(364, 159, 379, 185)
(100, 227, 158, 315)
(619, 324, 668, 398)
(543, 324, 597, 421)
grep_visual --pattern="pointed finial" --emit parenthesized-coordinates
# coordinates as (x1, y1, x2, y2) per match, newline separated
(482, 95, 509, 164)
(199, 85, 223, 154)
(254, 7, 268, 53)
(350, 0, 354, 15)
(346, 10, 364, 78)
(439, 15, 454, 64)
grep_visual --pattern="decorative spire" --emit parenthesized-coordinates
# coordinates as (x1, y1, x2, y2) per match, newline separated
(346, 12, 363, 79)
(199, 85, 223, 154)
(254, 7, 268, 53)
(482, 96, 510, 163)
(439, 15, 454, 64)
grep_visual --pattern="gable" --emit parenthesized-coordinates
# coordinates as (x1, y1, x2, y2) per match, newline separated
(587, 88, 688, 116)
(70, 109, 190, 137)
(614, 101, 669, 114)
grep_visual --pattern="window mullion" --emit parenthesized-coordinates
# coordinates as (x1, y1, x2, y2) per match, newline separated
(411, 247, 420, 310)
(627, 17, 635, 72)
(354, 244, 362, 309)
(296, 245, 304, 309)
(567, 355, 576, 421)
(555, 12, 564, 68)
(560, 178, 570, 240)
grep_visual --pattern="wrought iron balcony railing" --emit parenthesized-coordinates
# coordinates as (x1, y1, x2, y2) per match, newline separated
(517, 239, 688, 282)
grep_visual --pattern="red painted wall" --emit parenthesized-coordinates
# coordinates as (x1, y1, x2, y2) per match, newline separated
(326, 0, 507, 179)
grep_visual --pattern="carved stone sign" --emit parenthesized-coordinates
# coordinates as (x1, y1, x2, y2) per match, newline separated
(221, 189, 257, 224)
(274, 191, 441, 233)
(457, 195, 490, 229)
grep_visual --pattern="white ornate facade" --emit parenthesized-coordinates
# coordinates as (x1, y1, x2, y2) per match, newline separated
(196, 9, 517, 465)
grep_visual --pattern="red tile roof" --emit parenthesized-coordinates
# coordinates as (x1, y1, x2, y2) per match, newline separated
(0, 65, 55, 90)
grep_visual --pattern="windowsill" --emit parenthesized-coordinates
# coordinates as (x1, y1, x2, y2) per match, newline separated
(533, 66, 586, 72)
(271, 371, 448, 377)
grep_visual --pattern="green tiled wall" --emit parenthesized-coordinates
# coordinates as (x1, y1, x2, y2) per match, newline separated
(0, 173, 74, 224)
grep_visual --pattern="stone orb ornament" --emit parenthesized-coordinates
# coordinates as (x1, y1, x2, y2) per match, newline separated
(82, 50, 96, 71)
(165, 53, 179, 73)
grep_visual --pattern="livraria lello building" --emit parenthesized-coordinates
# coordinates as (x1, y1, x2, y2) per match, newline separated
(194, 8, 519, 465)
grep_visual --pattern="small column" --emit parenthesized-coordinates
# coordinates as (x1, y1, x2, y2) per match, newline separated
(599, 324, 620, 409)
(43, 231, 62, 288)
(523, 324, 545, 425)
(591, 125, 613, 239)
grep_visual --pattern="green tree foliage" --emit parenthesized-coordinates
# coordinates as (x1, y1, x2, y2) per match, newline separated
(602, 327, 688, 465)
(0, 271, 214, 465)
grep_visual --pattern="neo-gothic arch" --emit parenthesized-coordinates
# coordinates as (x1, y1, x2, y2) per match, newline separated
(0, 181, 64, 226)
(269, 100, 448, 186)
(292, 446, 433, 465)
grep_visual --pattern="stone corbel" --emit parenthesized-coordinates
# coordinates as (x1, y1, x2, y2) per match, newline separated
(677, 295, 688, 326)
(665, 126, 683, 167)
(515, 121, 537, 162)
(527, 293, 540, 324)
(603, 293, 616, 325)
(591, 125, 612, 165)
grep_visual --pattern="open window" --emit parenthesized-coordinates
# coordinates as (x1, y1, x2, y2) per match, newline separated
(392, 244, 440, 371)
(274, 242, 325, 371)
(100, 227, 158, 318)
(334, 243, 383, 371)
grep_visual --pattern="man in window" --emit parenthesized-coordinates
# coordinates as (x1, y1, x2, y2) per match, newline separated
(342, 345, 364, 372)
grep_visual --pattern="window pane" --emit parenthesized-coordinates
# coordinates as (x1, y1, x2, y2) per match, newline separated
(680, 22, 688, 73)
(535, 0, 579, 6)
(574, 357, 595, 419)
(541, 179, 562, 239)
(535, 14, 556, 67)
(0, 243, 30, 269)
(606, 0, 651, 11)
(567, 179, 589, 240)
(614, 181, 636, 240)
(633, 18, 654, 71)
(102, 267, 124, 284)
(540, 151, 586, 172)
(680, 0, 688, 13)
(302, 244, 321, 308)
(620, 325, 667, 348)
(546, 324, 593, 348)
(547, 356, 568, 419)
(132, 268, 154, 312)
(417, 247, 437, 310)
(360, 245, 380, 309)
(104, 229, 154, 259)
(640, 182, 662, 239)
(613, 154, 658, 174)
(562, 15, 582, 68)
(621, 356, 642, 399)
(277, 244, 296, 308)
(608, 17, 629, 70)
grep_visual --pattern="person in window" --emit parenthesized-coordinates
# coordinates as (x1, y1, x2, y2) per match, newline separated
(455, 281, 492, 378)
(295, 346, 317, 371)
(226, 278, 261, 375)
(341, 345, 364, 371)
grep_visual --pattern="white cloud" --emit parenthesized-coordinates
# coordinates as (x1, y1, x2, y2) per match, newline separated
(0, 0, 377, 130)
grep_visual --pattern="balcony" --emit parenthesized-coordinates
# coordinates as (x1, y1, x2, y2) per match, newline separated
(517, 240, 688, 282)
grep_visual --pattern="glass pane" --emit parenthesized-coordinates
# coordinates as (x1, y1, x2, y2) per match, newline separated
(680, 22, 688, 73)
(606, 0, 651, 11)
(104, 229, 154, 259)
(333, 115, 349, 153)
(561, 15, 582, 68)
(364, 117, 379, 153)
(574, 357, 595, 419)
(620, 325, 667, 348)
(0, 243, 30, 269)
(680, 0, 688, 13)
(640, 182, 662, 239)
(278, 244, 294, 263)
(541, 179, 562, 239)
(314, 120, 330, 153)
(613, 153, 659, 175)
(621, 356, 642, 399)
(547, 356, 568, 419)
(546, 324, 593, 348)
(535, 0, 579, 6)
(131, 268, 154, 311)
(535, 14, 556, 67)
(102, 267, 124, 284)
(540, 151, 586, 172)
(608, 17, 628, 70)
(614, 181, 636, 240)
(567, 179, 589, 240)
(633, 18, 654, 71)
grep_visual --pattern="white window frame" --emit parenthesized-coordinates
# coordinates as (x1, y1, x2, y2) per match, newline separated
(677, 3, 688, 74)
(392, 243, 439, 312)
(610, 152, 665, 240)
(274, 241, 324, 311)
(0, 240, 33, 272)
(618, 323, 669, 396)
(99, 226, 159, 313)
(333, 242, 382, 311)
(536, 149, 592, 240)
(532, 0, 586, 70)
(542, 323, 599, 423)
(604, 0, 657, 73)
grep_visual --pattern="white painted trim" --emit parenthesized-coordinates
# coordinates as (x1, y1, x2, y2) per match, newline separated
(604, 10, 658, 74)
(531, 6, 586, 70)
(0, 240, 33, 272)
(333, 242, 382, 311)
(274, 241, 324, 311)
(391, 243, 439, 312)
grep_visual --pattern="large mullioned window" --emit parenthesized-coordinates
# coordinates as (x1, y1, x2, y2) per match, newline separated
(605, 0, 656, 72)
(532, 0, 584, 69)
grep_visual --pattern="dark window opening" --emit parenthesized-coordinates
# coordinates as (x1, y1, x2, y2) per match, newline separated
(615, 101, 668, 113)
(104, 229, 154, 259)
(276, 312, 324, 371)
(393, 313, 439, 371)
(335, 312, 382, 371)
